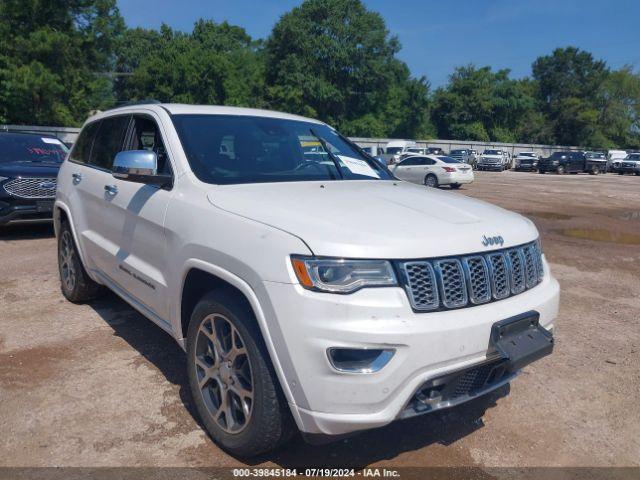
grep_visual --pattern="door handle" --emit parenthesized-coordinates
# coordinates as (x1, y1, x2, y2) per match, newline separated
(72, 173, 82, 184)
(104, 184, 118, 196)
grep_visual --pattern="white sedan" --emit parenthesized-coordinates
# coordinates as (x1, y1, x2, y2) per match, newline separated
(391, 155, 474, 189)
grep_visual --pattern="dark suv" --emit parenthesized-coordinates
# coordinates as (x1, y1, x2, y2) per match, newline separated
(538, 151, 602, 175)
(0, 132, 68, 225)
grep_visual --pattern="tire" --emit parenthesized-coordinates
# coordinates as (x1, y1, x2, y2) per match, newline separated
(424, 174, 438, 188)
(538, 170, 545, 174)
(186, 291, 293, 457)
(556, 165, 565, 175)
(590, 166, 600, 175)
(58, 220, 104, 303)
(450, 183, 461, 189)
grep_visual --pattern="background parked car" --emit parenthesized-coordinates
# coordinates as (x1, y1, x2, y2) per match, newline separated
(477, 149, 508, 171)
(608, 149, 629, 173)
(449, 149, 474, 166)
(584, 151, 608, 174)
(538, 151, 603, 175)
(0, 132, 68, 225)
(426, 146, 445, 155)
(514, 152, 540, 171)
(383, 140, 416, 164)
(391, 154, 474, 188)
(615, 153, 640, 175)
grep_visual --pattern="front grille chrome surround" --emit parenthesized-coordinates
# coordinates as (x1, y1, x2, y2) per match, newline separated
(3, 177, 57, 199)
(399, 240, 544, 312)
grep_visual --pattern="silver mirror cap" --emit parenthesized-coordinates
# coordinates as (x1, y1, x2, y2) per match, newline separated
(113, 150, 158, 179)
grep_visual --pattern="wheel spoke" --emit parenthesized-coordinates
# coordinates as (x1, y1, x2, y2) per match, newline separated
(194, 313, 254, 434)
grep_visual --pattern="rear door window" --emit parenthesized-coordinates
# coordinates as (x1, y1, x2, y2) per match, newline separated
(89, 116, 131, 170)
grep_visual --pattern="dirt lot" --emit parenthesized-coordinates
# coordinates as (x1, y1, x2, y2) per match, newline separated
(1, 171, 639, 469)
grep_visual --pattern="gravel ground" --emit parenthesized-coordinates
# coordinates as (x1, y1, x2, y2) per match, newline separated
(0, 170, 639, 469)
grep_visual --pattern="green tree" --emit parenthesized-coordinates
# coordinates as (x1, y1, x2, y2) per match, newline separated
(597, 66, 640, 149)
(532, 47, 609, 146)
(0, 0, 124, 125)
(116, 21, 265, 107)
(264, 0, 431, 137)
(431, 65, 535, 142)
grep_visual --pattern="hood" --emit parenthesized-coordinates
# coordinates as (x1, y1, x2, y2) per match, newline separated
(0, 160, 61, 178)
(480, 155, 502, 160)
(207, 180, 538, 259)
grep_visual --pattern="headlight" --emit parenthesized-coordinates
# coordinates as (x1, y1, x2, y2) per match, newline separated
(291, 256, 397, 293)
(0, 176, 8, 182)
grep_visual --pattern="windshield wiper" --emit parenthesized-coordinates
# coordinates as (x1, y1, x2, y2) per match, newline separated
(309, 128, 344, 179)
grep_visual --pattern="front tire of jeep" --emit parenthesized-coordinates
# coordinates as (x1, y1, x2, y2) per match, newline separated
(186, 291, 293, 457)
(58, 220, 104, 303)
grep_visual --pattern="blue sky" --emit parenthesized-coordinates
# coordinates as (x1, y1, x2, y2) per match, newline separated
(117, 0, 640, 87)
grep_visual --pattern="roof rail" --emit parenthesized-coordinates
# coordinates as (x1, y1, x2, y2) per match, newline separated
(107, 99, 162, 110)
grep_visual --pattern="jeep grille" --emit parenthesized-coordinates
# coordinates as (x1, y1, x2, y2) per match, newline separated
(399, 241, 544, 311)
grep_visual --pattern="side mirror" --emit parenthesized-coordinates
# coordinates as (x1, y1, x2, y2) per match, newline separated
(112, 150, 172, 187)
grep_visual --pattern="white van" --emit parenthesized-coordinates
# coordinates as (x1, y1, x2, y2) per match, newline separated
(384, 140, 417, 164)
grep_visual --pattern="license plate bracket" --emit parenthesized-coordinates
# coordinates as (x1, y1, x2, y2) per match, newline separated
(490, 311, 554, 372)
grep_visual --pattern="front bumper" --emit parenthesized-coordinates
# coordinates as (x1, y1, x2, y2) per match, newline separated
(515, 163, 537, 171)
(0, 197, 55, 225)
(477, 163, 503, 171)
(265, 258, 559, 435)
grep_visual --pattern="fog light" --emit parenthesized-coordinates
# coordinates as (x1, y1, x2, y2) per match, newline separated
(327, 348, 395, 373)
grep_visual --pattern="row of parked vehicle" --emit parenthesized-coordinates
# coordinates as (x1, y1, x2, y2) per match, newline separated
(362, 140, 640, 176)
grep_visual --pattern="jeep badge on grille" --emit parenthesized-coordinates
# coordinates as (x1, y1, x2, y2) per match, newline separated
(482, 235, 504, 247)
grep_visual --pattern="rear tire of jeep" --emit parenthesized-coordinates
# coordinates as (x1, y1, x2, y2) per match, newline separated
(425, 174, 438, 188)
(58, 220, 104, 303)
(186, 291, 294, 457)
(556, 165, 565, 175)
(450, 183, 461, 189)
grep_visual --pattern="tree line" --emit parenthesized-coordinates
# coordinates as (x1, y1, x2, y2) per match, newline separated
(1, 0, 639, 149)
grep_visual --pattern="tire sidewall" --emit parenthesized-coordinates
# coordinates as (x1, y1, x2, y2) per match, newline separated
(186, 293, 280, 455)
(425, 174, 437, 188)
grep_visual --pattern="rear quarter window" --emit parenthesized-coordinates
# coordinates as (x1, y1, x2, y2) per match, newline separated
(70, 121, 100, 165)
(89, 116, 131, 170)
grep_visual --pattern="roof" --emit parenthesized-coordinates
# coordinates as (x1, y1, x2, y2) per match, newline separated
(93, 103, 324, 125)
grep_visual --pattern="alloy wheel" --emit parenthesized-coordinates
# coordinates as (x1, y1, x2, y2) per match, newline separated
(59, 230, 77, 292)
(194, 313, 254, 434)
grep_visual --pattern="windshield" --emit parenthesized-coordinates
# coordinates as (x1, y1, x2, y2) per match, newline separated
(626, 154, 640, 160)
(0, 134, 68, 163)
(484, 150, 501, 155)
(386, 147, 404, 154)
(550, 152, 570, 159)
(518, 152, 535, 157)
(450, 150, 464, 154)
(172, 115, 392, 185)
(438, 156, 461, 164)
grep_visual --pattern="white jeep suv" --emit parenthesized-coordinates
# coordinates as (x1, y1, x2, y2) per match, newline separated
(55, 104, 559, 456)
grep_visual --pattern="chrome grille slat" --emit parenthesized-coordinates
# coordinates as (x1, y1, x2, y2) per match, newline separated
(488, 252, 510, 299)
(3, 178, 57, 199)
(434, 259, 468, 308)
(402, 262, 439, 311)
(463, 256, 491, 304)
(400, 241, 543, 312)
(507, 249, 526, 294)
